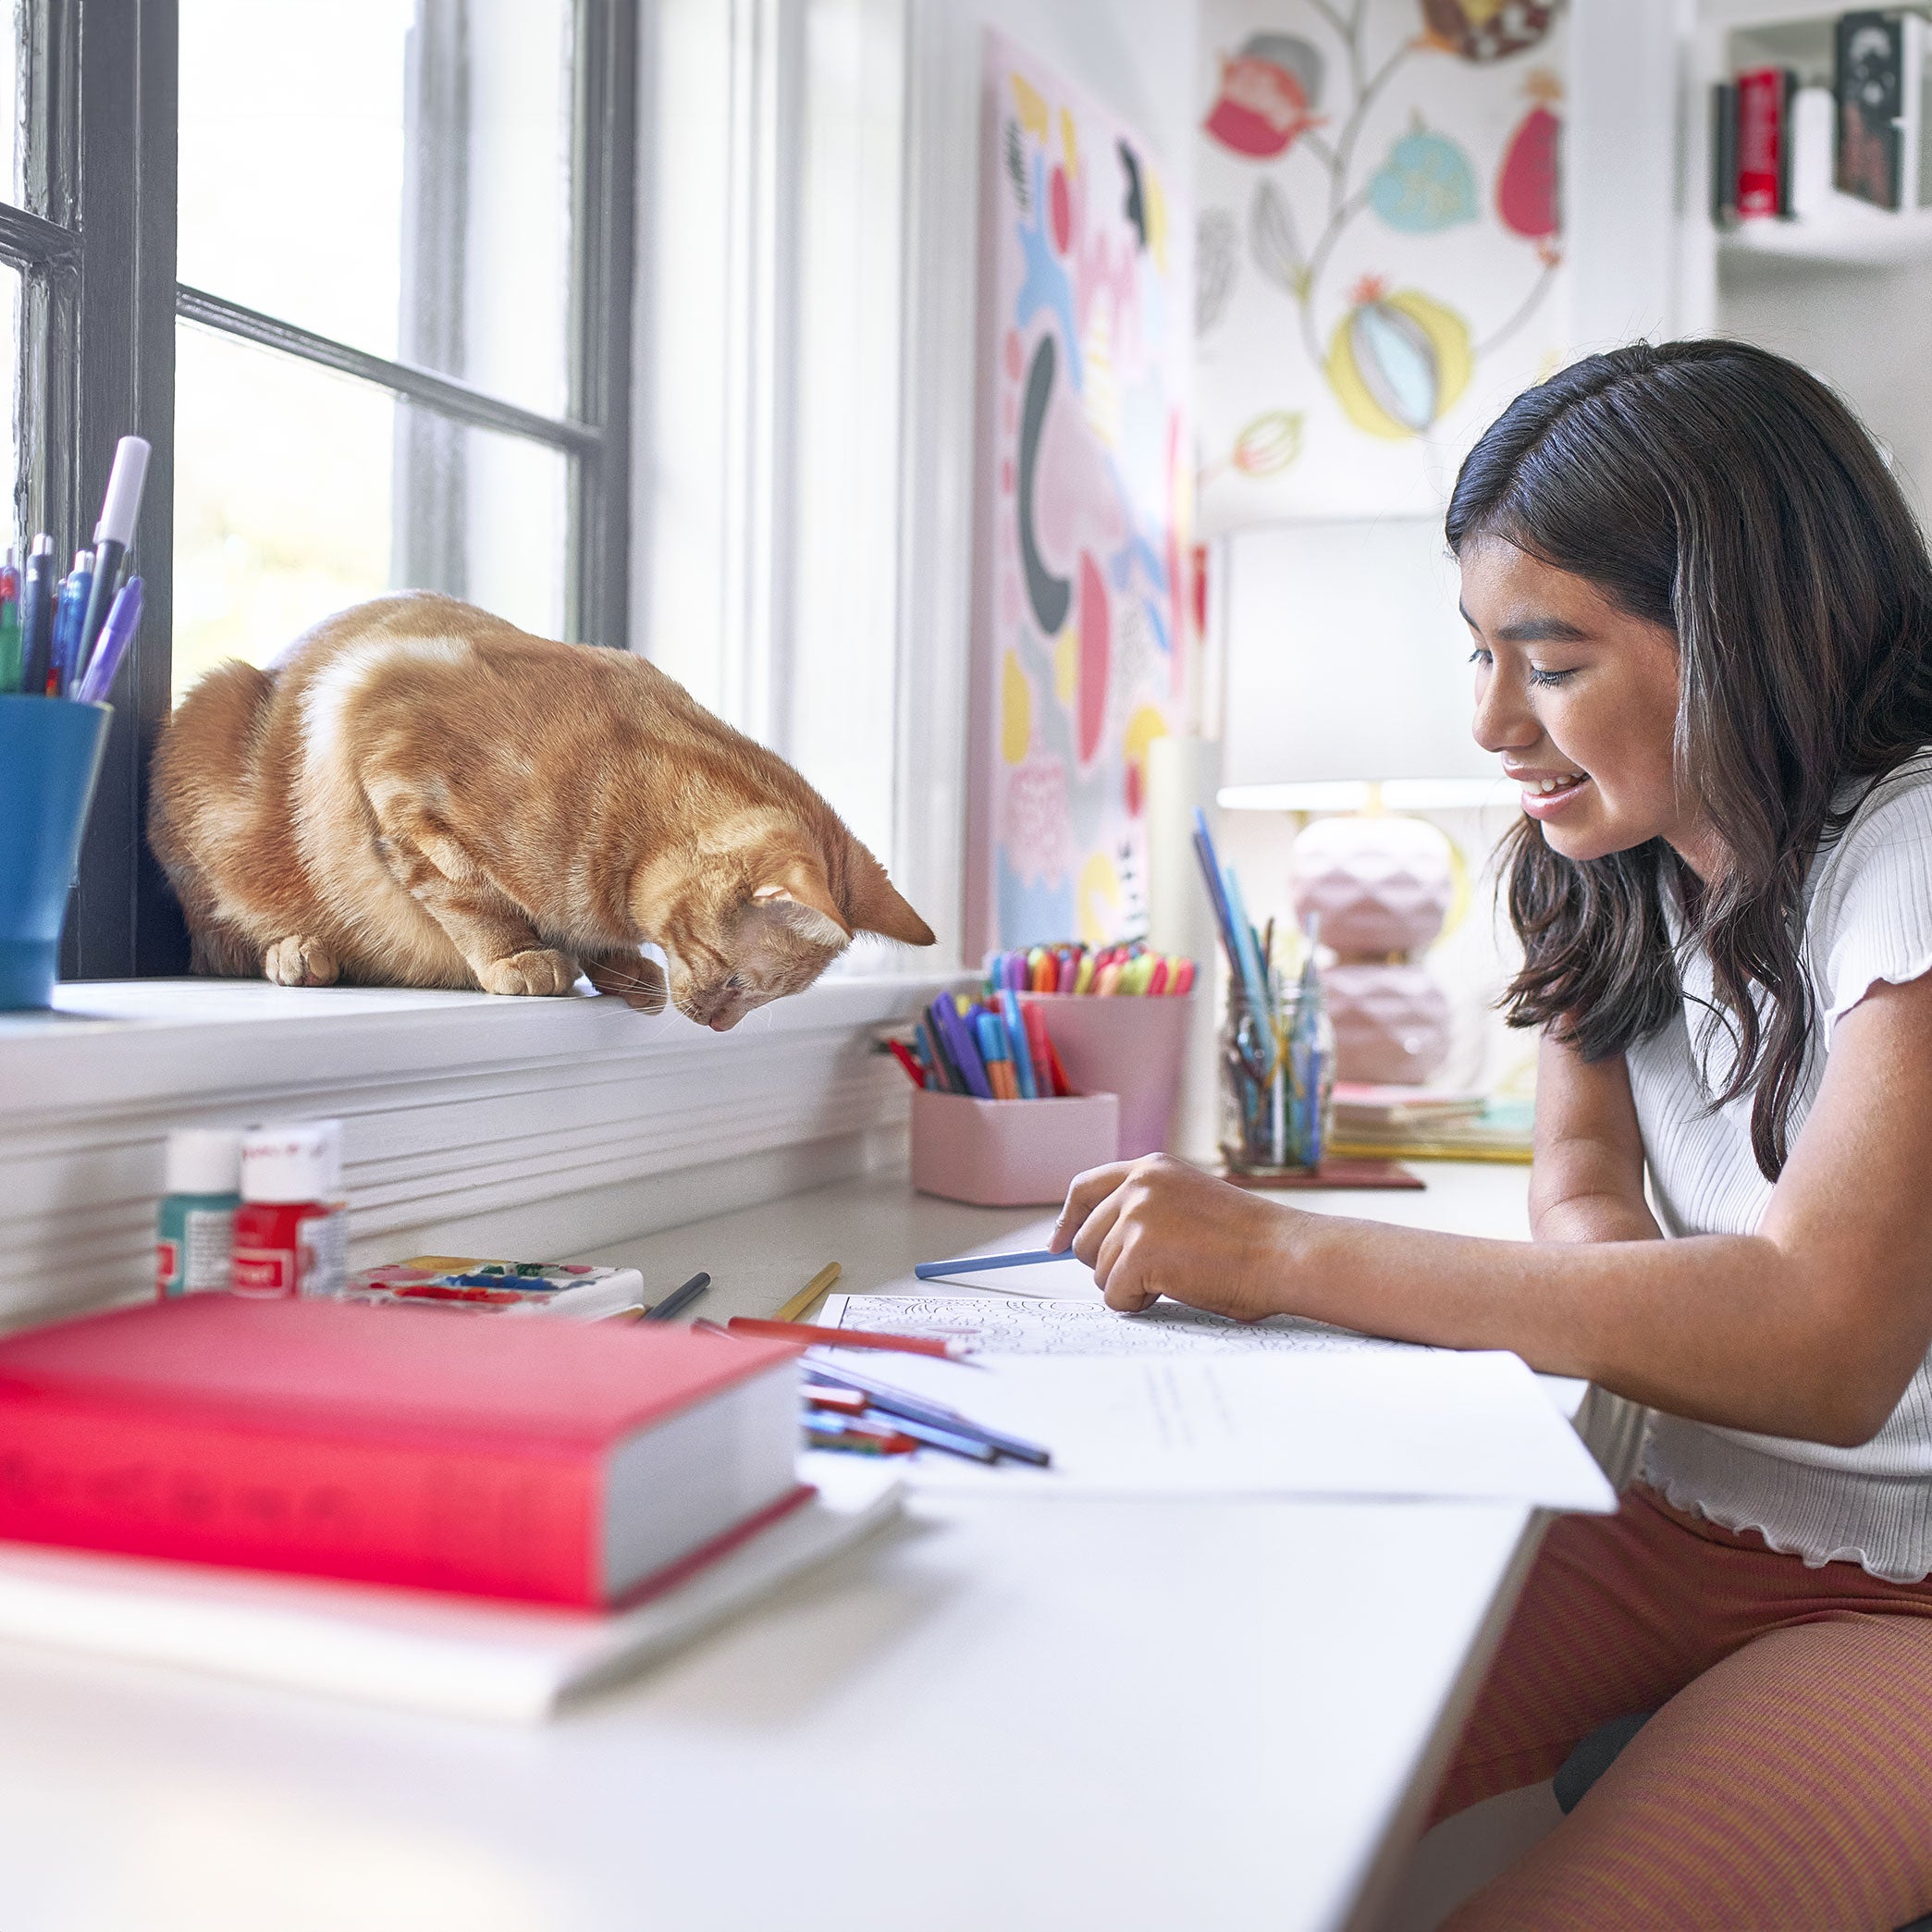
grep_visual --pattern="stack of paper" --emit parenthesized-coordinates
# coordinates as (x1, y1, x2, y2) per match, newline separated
(810, 1341, 1614, 1514)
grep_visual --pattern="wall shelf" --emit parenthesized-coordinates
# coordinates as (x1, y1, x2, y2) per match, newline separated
(1721, 201, 1932, 270)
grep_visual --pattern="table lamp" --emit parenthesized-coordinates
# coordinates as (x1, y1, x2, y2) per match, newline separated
(1212, 520, 1505, 1086)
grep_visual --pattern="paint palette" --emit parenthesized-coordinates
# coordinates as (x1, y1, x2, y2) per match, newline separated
(339, 1256, 646, 1321)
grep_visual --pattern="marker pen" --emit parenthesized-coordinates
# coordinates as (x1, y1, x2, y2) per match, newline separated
(49, 549, 92, 696)
(76, 435, 149, 681)
(0, 548, 19, 693)
(18, 535, 55, 695)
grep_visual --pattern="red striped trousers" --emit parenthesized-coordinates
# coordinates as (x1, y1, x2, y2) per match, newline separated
(1433, 1483, 1932, 1929)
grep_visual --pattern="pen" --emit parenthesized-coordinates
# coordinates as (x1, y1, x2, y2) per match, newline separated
(999, 990, 1039, 1100)
(76, 435, 149, 680)
(644, 1270, 711, 1322)
(18, 535, 54, 695)
(730, 1316, 971, 1360)
(885, 1039, 927, 1090)
(931, 993, 992, 1100)
(802, 1358, 1052, 1465)
(48, 549, 92, 696)
(773, 1261, 842, 1323)
(913, 1247, 1081, 1279)
(864, 1411, 1001, 1463)
(805, 1423, 920, 1457)
(975, 1009, 1015, 1099)
(0, 548, 18, 693)
(74, 576, 142, 704)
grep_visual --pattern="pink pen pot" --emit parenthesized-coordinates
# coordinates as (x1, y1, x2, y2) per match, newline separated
(911, 1089, 1121, 1207)
(1020, 992, 1196, 1160)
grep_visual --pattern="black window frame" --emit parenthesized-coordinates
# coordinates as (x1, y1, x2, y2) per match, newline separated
(3, 0, 636, 981)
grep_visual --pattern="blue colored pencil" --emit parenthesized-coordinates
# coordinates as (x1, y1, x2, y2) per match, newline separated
(914, 1247, 1080, 1278)
(999, 989, 1039, 1100)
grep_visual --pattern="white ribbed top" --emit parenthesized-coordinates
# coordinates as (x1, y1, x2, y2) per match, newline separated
(1630, 755, 1932, 1581)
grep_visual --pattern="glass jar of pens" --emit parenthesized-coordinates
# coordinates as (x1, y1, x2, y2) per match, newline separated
(0, 436, 151, 1009)
(1218, 929, 1335, 1175)
(1189, 807, 1334, 1175)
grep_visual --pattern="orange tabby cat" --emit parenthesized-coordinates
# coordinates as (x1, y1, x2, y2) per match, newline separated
(150, 594, 934, 1028)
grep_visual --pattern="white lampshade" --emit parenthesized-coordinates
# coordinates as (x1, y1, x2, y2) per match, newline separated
(1216, 517, 1497, 800)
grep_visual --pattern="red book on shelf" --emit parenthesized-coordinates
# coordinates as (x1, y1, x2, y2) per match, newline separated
(0, 1296, 805, 1607)
(1736, 67, 1795, 218)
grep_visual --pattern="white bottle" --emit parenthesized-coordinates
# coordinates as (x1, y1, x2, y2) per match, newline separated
(232, 1120, 349, 1298)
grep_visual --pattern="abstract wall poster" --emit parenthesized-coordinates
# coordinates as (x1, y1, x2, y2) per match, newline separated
(967, 31, 1194, 960)
(1196, 0, 1568, 532)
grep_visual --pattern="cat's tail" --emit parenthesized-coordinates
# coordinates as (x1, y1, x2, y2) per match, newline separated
(148, 659, 278, 976)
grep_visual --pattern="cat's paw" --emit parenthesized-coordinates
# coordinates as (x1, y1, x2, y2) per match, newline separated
(264, 936, 339, 987)
(584, 953, 669, 1014)
(479, 948, 579, 997)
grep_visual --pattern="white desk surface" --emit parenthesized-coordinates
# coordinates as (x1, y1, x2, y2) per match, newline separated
(0, 1163, 1544, 1932)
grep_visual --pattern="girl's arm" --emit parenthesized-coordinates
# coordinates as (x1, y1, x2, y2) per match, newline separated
(1051, 972, 1932, 1449)
(1527, 1033, 1661, 1245)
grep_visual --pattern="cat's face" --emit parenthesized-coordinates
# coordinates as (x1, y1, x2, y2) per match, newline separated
(649, 844, 934, 1031)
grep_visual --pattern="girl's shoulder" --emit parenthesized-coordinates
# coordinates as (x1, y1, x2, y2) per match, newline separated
(1810, 750, 1932, 1032)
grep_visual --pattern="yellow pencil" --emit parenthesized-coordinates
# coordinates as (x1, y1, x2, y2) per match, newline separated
(774, 1261, 842, 1323)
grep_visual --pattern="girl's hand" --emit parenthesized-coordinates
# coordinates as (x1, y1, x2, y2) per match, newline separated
(1049, 1155, 1316, 1320)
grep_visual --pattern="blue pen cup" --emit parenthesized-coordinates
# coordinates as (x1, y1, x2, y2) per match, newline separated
(0, 695, 110, 1009)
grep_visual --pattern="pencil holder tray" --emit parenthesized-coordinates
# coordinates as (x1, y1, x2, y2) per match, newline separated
(910, 1089, 1120, 1207)
(0, 696, 109, 1010)
(1019, 992, 1195, 1160)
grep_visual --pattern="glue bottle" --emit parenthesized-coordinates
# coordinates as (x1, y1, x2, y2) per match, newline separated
(155, 1127, 243, 1298)
(232, 1120, 349, 1298)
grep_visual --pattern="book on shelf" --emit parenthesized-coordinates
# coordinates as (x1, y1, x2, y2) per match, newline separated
(1837, 8, 1932, 212)
(0, 1296, 804, 1607)
(1712, 79, 1740, 225)
(1736, 66, 1797, 218)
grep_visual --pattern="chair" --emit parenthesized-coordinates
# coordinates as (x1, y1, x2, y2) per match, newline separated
(1556, 1715, 1932, 1931)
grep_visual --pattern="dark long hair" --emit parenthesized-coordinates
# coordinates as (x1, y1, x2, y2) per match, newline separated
(1447, 339, 1932, 1178)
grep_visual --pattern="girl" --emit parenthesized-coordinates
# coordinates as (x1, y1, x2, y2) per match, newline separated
(1053, 339, 1932, 1928)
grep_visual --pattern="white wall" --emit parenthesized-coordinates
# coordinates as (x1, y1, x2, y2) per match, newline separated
(636, 0, 1201, 968)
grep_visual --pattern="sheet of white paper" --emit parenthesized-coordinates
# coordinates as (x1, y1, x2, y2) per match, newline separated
(810, 1347, 1616, 1512)
(821, 1292, 1420, 1358)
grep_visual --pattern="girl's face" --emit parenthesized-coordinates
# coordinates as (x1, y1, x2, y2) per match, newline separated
(1460, 538, 1722, 879)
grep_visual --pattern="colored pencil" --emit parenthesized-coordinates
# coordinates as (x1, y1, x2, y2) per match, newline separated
(914, 1246, 1081, 1279)
(644, 1271, 711, 1322)
(732, 1316, 969, 1359)
(774, 1261, 842, 1323)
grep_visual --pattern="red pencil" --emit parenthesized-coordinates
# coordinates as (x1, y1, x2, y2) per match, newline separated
(886, 1039, 928, 1089)
(728, 1316, 970, 1359)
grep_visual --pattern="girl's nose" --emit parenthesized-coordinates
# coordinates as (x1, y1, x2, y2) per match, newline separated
(1472, 663, 1539, 756)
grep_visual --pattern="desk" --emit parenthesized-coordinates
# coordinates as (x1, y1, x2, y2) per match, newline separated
(0, 1164, 1548, 1932)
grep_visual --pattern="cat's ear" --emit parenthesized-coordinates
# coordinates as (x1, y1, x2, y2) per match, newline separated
(751, 859, 852, 944)
(845, 849, 937, 948)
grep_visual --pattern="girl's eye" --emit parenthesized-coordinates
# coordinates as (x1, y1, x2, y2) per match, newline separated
(1528, 666, 1577, 688)
(1467, 647, 1491, 667)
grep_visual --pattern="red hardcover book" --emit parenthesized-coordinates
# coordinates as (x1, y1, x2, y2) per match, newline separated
(0, 1297, 805, 1607)
(1736, 67, 1795, 218)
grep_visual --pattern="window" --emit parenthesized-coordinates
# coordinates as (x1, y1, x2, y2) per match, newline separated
(4, 0, 634, 979)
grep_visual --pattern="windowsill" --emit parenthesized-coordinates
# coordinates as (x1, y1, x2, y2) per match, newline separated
(1, 971, 959, 1329)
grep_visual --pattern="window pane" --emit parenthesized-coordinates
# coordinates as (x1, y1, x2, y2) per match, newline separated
(174, 326, 571, 702)
(0, 263, 17, 544)
(176, 0, 573, 419)
(0, 5, 19, 209)
(172, 326, 396, 700)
